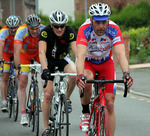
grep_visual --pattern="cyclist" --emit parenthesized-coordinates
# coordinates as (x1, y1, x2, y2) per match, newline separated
(76, 3, 133, 136)
(39, 10, 77, 136)
(0, 15, 20, 112)
(14, 14, 45, 126)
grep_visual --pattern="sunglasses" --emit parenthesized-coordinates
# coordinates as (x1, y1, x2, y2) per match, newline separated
(53, 24, 66, 29)
(28, 26, 40, 31)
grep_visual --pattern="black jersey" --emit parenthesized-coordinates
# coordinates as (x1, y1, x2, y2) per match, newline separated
(39, 25, 76, 60)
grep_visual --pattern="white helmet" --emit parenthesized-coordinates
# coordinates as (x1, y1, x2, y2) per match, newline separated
(49, 10, 68, 24)
(6, 15, 20, 28)
(89, 3, 111, 17)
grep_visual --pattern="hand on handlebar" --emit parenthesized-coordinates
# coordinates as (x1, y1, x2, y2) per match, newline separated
(77, 74, 87, 90)
(41, 69, 51, 80)
(122, 72, 133, 88)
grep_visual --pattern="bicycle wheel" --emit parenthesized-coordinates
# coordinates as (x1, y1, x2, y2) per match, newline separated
(33, 85, 40, 136)
(55, 94, 69, 136)
(12, 78, 19, 121)
(88, 110, 97, 136)
(7, 87, 12, 118)
(98, 108, 105, 136)
(49, 94, 56, 134)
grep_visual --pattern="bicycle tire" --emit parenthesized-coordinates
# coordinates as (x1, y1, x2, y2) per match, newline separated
(49, 94, 56, 134)
(88, 109, 97, 136)
(99, 108, 105, 136)
(12, 78, 19, 121)
(55, 94, 69, 136)
(7, 87, 12, 118)
(34, 85, 40, 136)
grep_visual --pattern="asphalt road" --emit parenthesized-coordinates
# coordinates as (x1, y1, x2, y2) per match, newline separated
(0, 85, 150, 136)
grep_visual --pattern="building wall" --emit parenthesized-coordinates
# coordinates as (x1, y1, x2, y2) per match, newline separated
(0, 0, 36, 25)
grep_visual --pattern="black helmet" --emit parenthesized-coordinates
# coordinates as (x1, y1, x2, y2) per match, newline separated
(26, 14, 41, 28)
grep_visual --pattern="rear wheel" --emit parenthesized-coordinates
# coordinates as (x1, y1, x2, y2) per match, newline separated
(55, 94, 69, 136)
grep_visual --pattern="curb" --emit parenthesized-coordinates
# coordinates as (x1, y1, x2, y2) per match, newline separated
(117, 85, 150, 98)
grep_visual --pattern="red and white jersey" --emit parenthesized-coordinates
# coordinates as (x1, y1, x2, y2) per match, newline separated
(76, 19, 124, 64)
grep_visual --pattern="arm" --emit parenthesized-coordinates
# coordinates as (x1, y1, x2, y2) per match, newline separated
(76, 44, 87, 75)
(39, 41, 48, 69)
(14, 42, 22, 68)
(0, 41, 4, 59)
(113, 44, 133, 88)
(113, 44, 129, 73)
(70, 41, 77, 60)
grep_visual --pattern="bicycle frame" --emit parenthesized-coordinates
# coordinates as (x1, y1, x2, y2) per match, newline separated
(45, 71, 77, 136)
(20, 63, 41, 136)
(85, 77, 128, 136)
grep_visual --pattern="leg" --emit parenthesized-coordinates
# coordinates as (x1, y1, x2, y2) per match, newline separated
(64, 63, 76, 99)
(79, 69, 93, 132)
(0, 72, 9, 112)
(42, 81, 53, 130)
(17, 74, 28, 113)
(0, 72, 9, 101)
(105, 93, 116, 136)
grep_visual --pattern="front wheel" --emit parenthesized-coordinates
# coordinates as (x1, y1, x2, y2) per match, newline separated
(12, 78, 19, 121)
(33, 85, 40, 136)
(55, 94, 69, 136)
(7, 87, 12, 118)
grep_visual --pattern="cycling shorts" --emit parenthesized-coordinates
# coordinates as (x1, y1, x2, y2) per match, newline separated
(84, 58, 116, 94)
(47, 54, 74, 81)
(2, 52, 13, 72)
(21, 52, 40, 75)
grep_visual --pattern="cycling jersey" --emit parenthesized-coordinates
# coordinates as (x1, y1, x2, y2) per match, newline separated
(14, 23, 45, 74)
(0, 25, 15, 56)
(0, 25, 15, 72)
(14, 24, 45, 55)
(76, 19, 124, 64)
(39, 25, 77, 60)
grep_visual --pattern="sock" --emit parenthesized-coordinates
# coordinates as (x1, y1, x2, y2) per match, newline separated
(82, 104, 90, 114)
(2, 100, 7, 104)
(21, 110, 26, 116)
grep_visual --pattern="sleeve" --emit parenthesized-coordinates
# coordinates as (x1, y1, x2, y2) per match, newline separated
(68, 27, 77, 42)
(39, 29, 48, 43)
(76, 26, 88, 46)
(112, 26, 124, 46)
(14, 27, 25, 44)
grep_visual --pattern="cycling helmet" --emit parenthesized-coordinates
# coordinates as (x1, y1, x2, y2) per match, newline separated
(6, 15, 20, 28)
(49, 10, 68, 24)
(89, 3, 111, 21)
(26, 14, 41, 28)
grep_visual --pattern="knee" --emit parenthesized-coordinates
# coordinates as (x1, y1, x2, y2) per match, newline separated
(44, 90, 53, 102)
(106, 101, 115, 114)
(1, 73, 9, 81)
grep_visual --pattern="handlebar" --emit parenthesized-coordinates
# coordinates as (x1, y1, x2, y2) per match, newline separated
(43, 73, 77, 88)
(80, 79, 129, 98)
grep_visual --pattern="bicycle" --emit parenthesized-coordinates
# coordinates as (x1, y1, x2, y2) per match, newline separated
(80, 72, 128, 136)
(44, 70, 77, 136)
(0, 59, 19, 121)
(18, 62, 42, 136)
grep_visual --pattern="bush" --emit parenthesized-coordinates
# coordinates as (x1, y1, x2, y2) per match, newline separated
(124, 27, 150, 63)
(110, 1, 150, 30)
